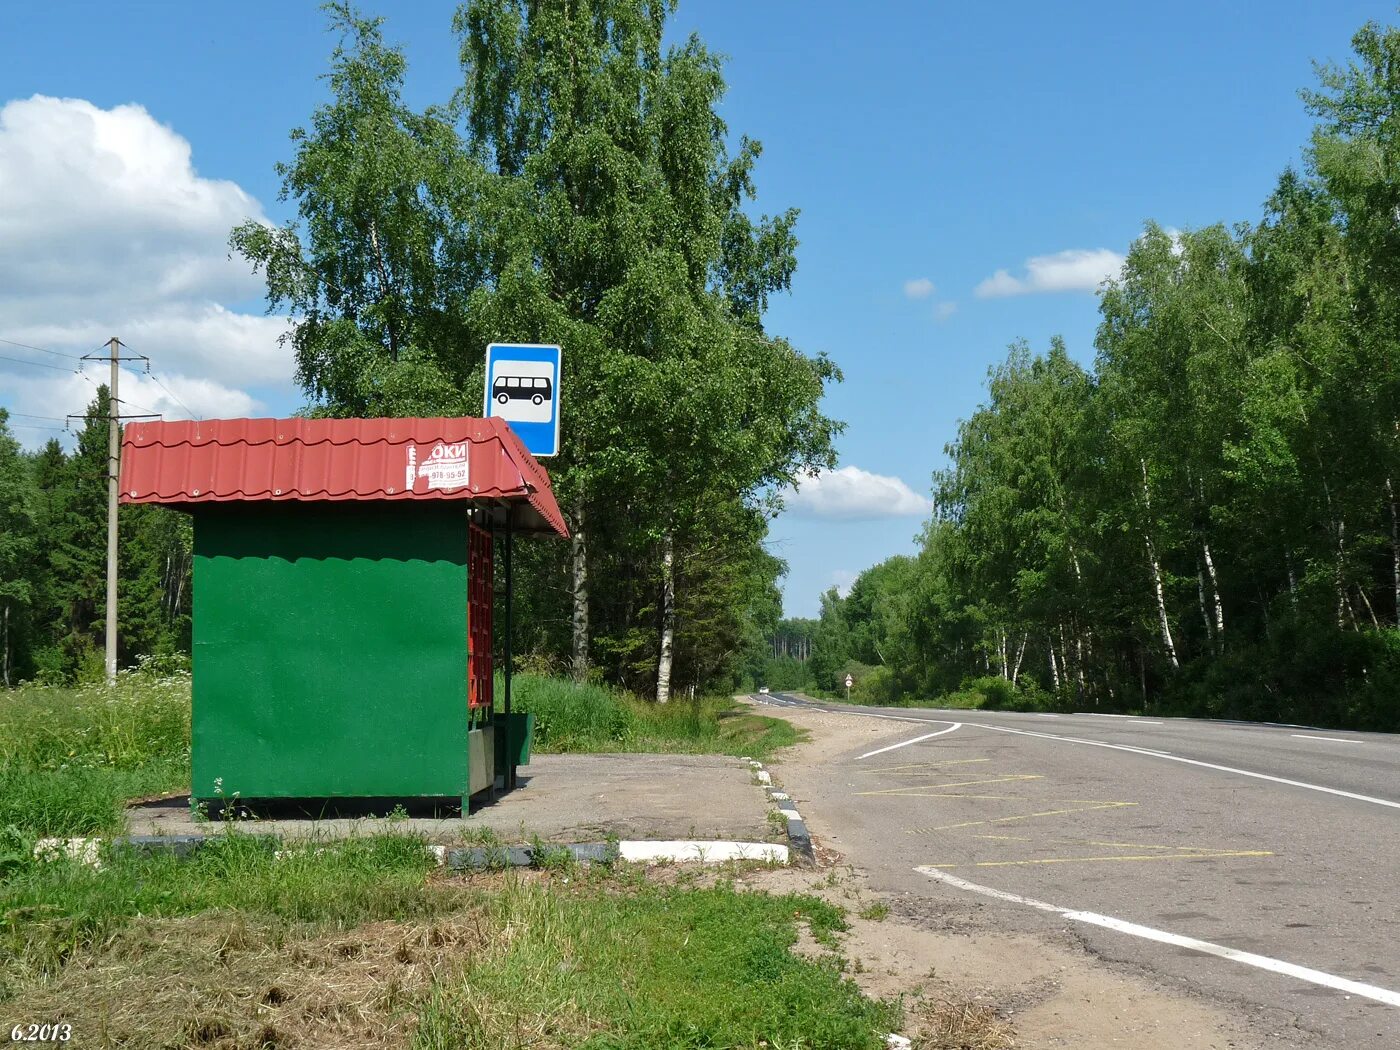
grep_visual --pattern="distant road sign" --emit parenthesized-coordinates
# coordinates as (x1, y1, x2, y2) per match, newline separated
(484, 343, 561, 457)
(845, 674, 854, 688)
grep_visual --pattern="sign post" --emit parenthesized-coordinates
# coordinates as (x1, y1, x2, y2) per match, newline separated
(484, 343, 562, 457)
(844, 673, 853, 702)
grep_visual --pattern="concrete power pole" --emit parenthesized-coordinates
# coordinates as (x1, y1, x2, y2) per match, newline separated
(105, 336, 120, 685)
(75, 337, 152, 686)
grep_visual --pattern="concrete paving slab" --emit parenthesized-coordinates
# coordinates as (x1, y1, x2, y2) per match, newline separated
(125, 753, 776, 844)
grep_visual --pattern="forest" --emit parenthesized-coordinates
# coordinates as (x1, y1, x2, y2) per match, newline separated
(0, 393, 191, 685)
(790, 20, 1400, 731)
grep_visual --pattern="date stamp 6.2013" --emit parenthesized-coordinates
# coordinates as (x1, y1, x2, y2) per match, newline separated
(9, 1025, 72, 1043)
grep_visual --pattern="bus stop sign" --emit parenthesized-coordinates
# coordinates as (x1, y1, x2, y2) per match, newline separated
(484, 343, 562, 457)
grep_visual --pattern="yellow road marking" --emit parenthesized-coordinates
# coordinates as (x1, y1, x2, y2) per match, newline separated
(860, 758, 992, 775)
(929, 850, 1274, 869)
(904, 801, 1137, 834)
(874, 793, 1025, 802)
(1081, 839, 1265, 853)
(858, 775, 1043, 797)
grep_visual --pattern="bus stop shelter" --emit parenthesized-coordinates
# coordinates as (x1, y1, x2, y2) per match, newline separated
(119, 416, 567, 811)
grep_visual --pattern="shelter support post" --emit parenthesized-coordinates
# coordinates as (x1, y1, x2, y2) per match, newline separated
(505, 509, 515, 791)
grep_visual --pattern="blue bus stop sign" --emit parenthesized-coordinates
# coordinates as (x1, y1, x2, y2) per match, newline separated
(484, 343, 562, 457)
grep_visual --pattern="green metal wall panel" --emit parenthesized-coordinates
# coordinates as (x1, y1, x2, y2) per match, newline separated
(191, 503, 469, 801)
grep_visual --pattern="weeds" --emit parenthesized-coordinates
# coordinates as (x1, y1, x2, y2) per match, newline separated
(511, 673, 802, 758)
(0, 671, 190, 837)
(858, 901, 891, 922)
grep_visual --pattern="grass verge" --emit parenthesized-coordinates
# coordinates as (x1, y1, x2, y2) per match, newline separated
(1, 834, 899, 1049)
(511, 674, 804, 759)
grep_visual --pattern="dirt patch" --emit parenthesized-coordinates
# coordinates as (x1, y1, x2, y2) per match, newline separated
(740, 696, 916, 767)
(10, 910, 487, 1049)
(753, 864, 1263, 1048)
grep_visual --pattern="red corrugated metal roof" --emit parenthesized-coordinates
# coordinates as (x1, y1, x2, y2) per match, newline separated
(119, 416, 568, 538)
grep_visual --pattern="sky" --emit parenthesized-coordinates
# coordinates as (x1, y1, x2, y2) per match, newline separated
(1, 0, 1394, 616)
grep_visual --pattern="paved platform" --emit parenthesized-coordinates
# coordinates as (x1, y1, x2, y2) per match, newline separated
(125, 753, 776, 844)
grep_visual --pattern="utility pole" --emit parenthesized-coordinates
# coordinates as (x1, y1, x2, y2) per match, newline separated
(105, 337, 120, 684)
(78, 338, 151, 685)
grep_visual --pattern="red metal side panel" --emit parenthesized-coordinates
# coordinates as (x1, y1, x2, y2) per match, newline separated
(467, 524, 494, 712)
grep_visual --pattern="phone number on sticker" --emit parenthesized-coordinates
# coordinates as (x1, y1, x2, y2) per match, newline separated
(9, 1026, 72, 1043)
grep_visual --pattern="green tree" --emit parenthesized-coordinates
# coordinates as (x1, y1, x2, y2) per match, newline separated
(234, 1, 841, 698)
(809, 586, 851, 692)
(0, 411, 37, 686)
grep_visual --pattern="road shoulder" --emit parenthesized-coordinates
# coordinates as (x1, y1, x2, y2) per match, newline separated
(744, 696, 1291, 1050)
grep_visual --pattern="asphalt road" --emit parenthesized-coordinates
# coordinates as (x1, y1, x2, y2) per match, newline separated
(757, 693, 1400, 1049)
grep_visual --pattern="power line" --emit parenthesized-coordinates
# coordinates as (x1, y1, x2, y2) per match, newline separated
(0, 336, 84, 360)
(115, 339, 199, 420)
(145, 372, 200, 420)
(117, 395, 165, 417)
(8, 422, 67, 432)
(0, 353, 74, 372)
(2, 411, 66, 422)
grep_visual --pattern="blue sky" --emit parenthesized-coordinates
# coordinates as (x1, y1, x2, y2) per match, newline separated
(0, 1, 1393, 615)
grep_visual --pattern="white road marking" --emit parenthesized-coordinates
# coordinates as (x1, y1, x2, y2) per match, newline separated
(858, 723, 962, 760)
(1290, 734, 1362, 744)
(916, 866, 1400, 1008)
(1085, 714, 1164, 725)
(965, 722, 1400, 811)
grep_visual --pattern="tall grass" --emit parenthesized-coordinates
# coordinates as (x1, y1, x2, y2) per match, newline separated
(0, 671, 190, 837)
(509, 674, 800, 757)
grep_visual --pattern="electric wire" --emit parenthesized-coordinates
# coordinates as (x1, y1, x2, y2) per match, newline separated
(0, 353, 73, 372)
(145, 371, 200, 420)
(0, 336, 84, 360)
(5, 335, 217, 429)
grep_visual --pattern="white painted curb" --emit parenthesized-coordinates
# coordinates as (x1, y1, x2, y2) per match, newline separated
(33, 837, 102, 868)
(747, 756, 815, 865)
(618, 840, 790, 865)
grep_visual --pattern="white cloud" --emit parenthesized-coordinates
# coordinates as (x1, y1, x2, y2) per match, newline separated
(783, 465, 933, 521)
(974, 247, 1126, 298)
(903, 277, 936, 300)
(934, 300, 957, 321)
(0, 95, 290, 441)
(830, 569, 857, 598)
